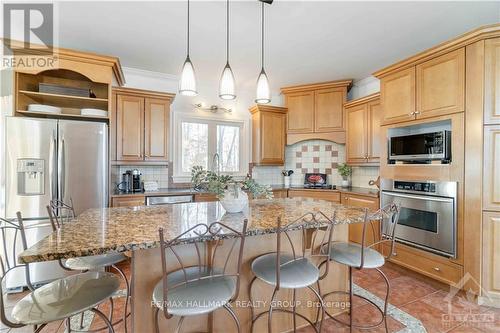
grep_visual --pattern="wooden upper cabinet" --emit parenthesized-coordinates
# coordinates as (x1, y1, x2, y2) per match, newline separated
(285, 91, 314, 133)
(314, 88, 345, 132)
(380, 67, 416, 125)
(483, 125, 500, 211)
(281, 80, 352, 144)
(416, 48, 465, 119)
(113, 87, 175, 164)
(145, 98, 170, 161)
(250, 105, 287, 165)
(485, 38, 500, 125)
(346, 104, 368, 164)
(116, 94, 144, 161)
(345, 93, 380, 166)
(367, 99, 381, 164)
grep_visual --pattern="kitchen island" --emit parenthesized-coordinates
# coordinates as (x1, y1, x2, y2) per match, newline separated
(19, 198, 372, 332)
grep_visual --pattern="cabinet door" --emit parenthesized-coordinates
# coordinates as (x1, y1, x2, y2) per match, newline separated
(367, 100, 381, 164)
(111, 196, 145, 207)
(482, 212, 500, 298)
(116, 94, 144, 161)
(346, 104, 368, 164)
(286, 91, 314, 133)
(483, 125, 500, 211)
(260, 112, 286, 165)
(314, 88, 345, 132)
(144, 98, 169, 161)
(343, 194, 379, 245)
(485, 38, 500, 125)
(380, 67, 416, 125)
(416, 48, 465, 118)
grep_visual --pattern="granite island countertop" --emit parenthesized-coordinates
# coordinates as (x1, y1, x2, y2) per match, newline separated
(18, 198, 375, 264)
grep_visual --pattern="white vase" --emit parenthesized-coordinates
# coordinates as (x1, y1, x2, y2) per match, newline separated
(220, 188, 248, 213)
(283, 176, 290, 188)
(341, 179, 350, 188)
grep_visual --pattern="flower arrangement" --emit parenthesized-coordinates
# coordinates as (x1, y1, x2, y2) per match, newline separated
(190, 166, 273, 200)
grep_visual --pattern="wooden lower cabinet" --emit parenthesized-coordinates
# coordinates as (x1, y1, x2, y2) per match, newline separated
(194, 193, 218, 202)
(287, 189, 340, 202)
(111, 195, 145, 207)
(382, 242, 463, 285)
(341, 194, 379, 245)
(272, 190, 288, 198)
(482, 212, 500, 300)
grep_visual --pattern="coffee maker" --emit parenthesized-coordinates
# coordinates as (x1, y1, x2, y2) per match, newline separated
(117, 169, 143, 193)
(131, 169, 143, 192)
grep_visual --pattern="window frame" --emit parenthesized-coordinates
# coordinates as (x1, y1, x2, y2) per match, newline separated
(172, 111, 249, 183)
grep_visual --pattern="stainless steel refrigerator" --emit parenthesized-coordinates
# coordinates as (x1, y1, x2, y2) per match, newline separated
(4, 117, 108, 291)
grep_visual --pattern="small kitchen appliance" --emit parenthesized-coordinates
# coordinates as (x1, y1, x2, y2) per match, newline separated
(303, 173, 334, 189)
(117, 171, 132, 193)
(131, 169, 143, 192)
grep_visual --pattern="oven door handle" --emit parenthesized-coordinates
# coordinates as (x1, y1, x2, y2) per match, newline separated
(382, 191, 454, 203)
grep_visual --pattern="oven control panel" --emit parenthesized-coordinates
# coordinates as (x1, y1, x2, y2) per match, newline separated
(394, 181, 436, 193)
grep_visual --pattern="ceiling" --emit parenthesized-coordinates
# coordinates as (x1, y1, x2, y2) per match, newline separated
(57, 1, 500, 100)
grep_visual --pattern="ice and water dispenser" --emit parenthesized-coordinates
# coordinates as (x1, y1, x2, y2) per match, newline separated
(17, 159, 45, 195)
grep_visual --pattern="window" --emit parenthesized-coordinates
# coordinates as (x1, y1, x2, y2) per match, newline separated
(217, 125, 240, 172)
(181, 122, 208, 172)
(173, 113, 247, 181)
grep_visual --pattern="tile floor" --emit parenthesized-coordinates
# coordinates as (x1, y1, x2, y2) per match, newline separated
(2, 262, 499, 333)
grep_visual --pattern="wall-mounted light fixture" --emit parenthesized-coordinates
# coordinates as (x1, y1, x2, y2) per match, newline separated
(194, 103, 232, 114)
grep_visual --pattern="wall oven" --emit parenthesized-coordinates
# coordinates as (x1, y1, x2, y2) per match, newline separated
(389, 130, 451, 163)
(380, 179, 457, 258)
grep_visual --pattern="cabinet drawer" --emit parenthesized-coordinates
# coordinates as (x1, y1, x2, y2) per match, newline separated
(111, 196, 145, 207)
(383, 243, 463, 285)
(194, 193, 219, 202)
(288, 190, 340, 202)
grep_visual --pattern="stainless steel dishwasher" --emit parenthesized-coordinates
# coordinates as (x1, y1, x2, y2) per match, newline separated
(146, 195, 194, 206)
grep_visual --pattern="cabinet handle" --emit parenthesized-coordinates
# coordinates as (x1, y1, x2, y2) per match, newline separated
(414, 111, 421, 115)
(433, 267, 441, 272)
(409, 111, 415, 116)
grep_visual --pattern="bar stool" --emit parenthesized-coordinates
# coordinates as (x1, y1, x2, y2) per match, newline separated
(0, 214, 119, 332)
(152, 219, 248, 333)
(248, 211, 335, 333)
(318, 203, 400, 333)
(47, 199, 131, 332)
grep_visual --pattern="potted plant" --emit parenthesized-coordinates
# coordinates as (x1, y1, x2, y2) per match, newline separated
(337, 163, 352, 188)
(191, 166, 273, 213)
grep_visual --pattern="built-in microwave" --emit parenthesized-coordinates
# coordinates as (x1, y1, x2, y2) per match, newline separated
(388, 130, 451, 163)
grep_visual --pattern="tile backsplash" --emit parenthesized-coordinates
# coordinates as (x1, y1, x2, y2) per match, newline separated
(252, 140, 379, 189)
(113, 165, 169, 190)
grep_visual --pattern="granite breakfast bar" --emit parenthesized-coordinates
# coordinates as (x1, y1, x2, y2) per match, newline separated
(19, 198, 372, 333)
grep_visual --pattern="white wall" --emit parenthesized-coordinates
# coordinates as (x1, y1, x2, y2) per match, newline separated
(348, 76, 380, 100)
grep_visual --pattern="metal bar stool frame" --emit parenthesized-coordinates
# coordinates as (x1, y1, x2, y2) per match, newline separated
(0, 213, 115, 333)
(47, 199, 131, 333)
(248, 211, 336, 333)
(317, 203, 400, 333)
(154, 219, 249, 333)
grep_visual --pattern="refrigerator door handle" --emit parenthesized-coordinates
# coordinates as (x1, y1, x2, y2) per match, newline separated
(50, 131, 57, 202)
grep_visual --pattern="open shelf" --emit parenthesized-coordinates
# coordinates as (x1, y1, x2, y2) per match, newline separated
(17, 110, 108, 121)
(19, 90, 108, 102)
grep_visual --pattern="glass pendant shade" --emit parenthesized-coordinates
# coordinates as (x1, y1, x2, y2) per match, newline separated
(255, 68, 271, 104)
(179, 56, 198, 96)
(219, 63, 236, 100)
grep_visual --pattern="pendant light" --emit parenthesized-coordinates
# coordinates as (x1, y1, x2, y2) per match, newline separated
(219, 0, 236, 100)
(255, 1, 271, 104)
(179, 0, 198, 96)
